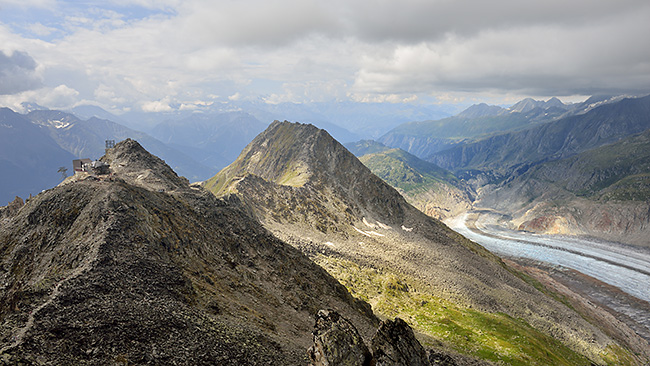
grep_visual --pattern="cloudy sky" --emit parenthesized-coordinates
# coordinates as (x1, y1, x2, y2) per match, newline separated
(1, 0, 649, 113)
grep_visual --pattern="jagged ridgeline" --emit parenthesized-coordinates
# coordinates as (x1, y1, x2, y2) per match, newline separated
(205, 121, 646, 366)
(1, 139, 387, 365)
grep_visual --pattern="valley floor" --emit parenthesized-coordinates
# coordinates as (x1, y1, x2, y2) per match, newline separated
(445, 212, 650, 345)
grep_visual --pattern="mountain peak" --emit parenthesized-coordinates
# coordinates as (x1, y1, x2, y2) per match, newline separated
(207, 120, 366, 190)
(205, 120, 412, 227)
(508, 98, 540, 113)
(546, 96, 565, 107)
(99, 138, 190, 192)
(457, 103, 504, 118)
(508, 97, 569, 114)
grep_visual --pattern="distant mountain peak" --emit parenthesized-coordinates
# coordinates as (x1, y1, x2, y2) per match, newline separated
(546, 96, 564, 107)
(507, 98, 540, 113)
(457, 103, 505, 118)
(344, 139, 390, 157)
(507, 97, 569, 114)
(27, 109, 80, 129)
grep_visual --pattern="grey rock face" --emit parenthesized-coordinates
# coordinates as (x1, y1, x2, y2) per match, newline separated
(308, 309, 372, 366)
(372, 318, 430, 366)
(309, 310, 434, 366)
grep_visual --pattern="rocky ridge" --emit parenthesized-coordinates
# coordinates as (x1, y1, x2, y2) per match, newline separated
(1, 138, 389, 364)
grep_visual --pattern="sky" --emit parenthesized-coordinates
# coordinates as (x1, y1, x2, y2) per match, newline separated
(1, 0, 649, 114)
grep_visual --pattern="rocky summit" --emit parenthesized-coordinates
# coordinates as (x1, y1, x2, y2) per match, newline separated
(0, 138, 401, 365)
(206, 121, 648, 365)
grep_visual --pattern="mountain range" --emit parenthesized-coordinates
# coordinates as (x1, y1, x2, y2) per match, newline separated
(0, 108, 75, 204)
(26, 110, 211, 181)
(204, 121, 645, 365)
(1, 104, 411, 205)
(149, 111, 267, 172)
(2, 94, 650, 364)
(365, 95, 650, 247)
(429, 95, 650, 179)
(378, 95, 633, 160)
(477, 128, 650, 245)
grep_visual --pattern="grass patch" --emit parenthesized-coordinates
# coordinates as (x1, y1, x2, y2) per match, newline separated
(314, 256, 629, 366)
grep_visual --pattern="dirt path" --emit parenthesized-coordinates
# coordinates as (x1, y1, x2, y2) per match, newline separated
(0, 241, 100, 354)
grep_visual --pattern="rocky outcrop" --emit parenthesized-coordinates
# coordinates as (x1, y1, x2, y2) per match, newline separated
(309, 310, 431, 366)
(371, 318, 430, 366)
(517, 215, 573, 235)
(0, 196, 24, 220)
(308, 310, 372, 366)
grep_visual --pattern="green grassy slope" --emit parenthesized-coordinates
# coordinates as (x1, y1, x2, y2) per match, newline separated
(357, 148, 472, 219)
(316, 256, 636, 366)
(359, 148, 461, 193)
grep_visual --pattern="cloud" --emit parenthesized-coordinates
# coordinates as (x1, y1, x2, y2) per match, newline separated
(0, 50, 42, 94)
(1, 0, 649, 111)
(0, 0, 55, 9)
(0, 84, 79, 111)
(141, 98, 173, 112)
(341, 0, 647, 43)
(174, 0, 339, 47)
(352, 5, 650, 97)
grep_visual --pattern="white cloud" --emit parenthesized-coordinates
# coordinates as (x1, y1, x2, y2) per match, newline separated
(141, 98, 172, 112)
(0, 0, 55, 9)
(0, 0, 649, 112)
(42, 84, 80, 107)
(27, 22, 58, 37)
(350, 93, 419, 104)
(0, 84, 79, 111)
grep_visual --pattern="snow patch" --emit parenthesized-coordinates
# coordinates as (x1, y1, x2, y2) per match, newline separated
(324, 242, 334, 247)
(354, 227, 372, 237)
(362, 217, 376, 229)
(401, 225, 413, 232)
(377, 221, 392, 230)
